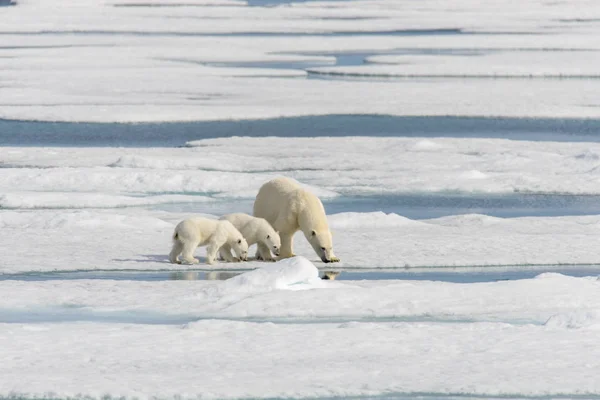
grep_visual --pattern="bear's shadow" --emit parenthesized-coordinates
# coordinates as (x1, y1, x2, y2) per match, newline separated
(113, 254, 237, 265)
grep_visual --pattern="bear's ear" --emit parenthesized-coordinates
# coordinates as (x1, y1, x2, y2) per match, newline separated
(237, 239, 242, 244)
(311, 230, 316, 236)
(266, 235, 270, 239)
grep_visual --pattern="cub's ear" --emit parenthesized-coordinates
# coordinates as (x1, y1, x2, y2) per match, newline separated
(311, 230, 316, 236)
(266, 235, 270, 239)
(237, 239, 242, 244)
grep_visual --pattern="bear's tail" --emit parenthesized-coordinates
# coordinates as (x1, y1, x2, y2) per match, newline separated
(173, 232, 179, 241)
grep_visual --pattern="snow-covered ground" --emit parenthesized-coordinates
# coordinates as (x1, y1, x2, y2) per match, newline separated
(2, 0, 600, 121)
(2, 258, 600, 399)
(5, 137, 600, 199)
(3, 0, 600, 398)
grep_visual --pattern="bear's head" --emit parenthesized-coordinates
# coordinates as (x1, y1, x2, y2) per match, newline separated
(232, 236, 249, 261)
(309, 229, 335, 263)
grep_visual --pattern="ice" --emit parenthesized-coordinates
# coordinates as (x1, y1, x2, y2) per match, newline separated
(2, 273, 600, 398)
(0, 192, 213, 209)
(3, 0, 600, 397)
(5, 138, 600, 201)
(2, 269, 597, 324)
(3, 207, 600, 273)
(309, 51, 600, 78)
(222, 256, 326, 291)
(5, 137, 600, 272)
(1, 319, 599, 399)
(545, 309, 600, 330)
(2, 0, 600, 121)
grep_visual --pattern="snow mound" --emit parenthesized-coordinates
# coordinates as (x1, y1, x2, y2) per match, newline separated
(573, 150, 600, 161)
(545, 310, 600, 329)
(328, 212, 421, 229)
(412, 139, 443, 151)
(426, 213, 505, 227)
(223, 256, 323, 292)
(460, 170, 488, 180)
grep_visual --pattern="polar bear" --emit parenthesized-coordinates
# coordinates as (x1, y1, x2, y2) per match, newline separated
(253, 177, 340, 263)
(169, 217, 248, 265)
(219, 213, 281, 261)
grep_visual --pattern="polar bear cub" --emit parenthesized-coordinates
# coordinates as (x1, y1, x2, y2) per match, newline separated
(169, 217, 248, 265)
(253, 176, 339, 263)
(219, 213, 281, 261)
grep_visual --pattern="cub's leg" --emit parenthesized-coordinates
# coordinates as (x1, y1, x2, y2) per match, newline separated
(219, 243, 238, 263)
(179, 241, 199, 264)
(169, 240, 184, 264)
(256, 242, 275, 262)
(205, 240, 223, 265)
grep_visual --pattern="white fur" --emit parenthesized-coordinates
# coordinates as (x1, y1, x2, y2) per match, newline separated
(253, 177, 340, 263)
(169, 217, 248, 265)
(220, 213, 281, 261)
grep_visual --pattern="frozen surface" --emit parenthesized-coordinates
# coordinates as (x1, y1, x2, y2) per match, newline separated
(4, 137, 600, 272)
(2, 0, 600, 121)
(3, 318, 600, 399)
(310, 51, 600, 78)
(5, 137, 600, 199)
(3, 208, 600, 273)
(2, 263, 600, 398)
(3, 1, 600, 398)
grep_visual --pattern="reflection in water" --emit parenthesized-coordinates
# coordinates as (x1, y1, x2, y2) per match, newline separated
(205, 271, 242, 280)
(168, 270, 342, 281)
(322, 271, 341, 280)
(169, 271, 201, 280)
(169, 271, 243, 280)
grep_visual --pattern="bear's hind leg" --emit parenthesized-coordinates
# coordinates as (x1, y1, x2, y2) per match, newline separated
(169, 240, 184, 264)
(179, 242, 199, 264)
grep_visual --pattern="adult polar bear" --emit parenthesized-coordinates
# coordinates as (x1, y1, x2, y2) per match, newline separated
(253, 177, 340, 263)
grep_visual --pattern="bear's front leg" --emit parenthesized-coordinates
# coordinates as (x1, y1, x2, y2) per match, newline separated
(205, 243, 220, 265)
(219, 244, 239, 263)
(256, 242, 275, 262)
(278, 233, 296, 259)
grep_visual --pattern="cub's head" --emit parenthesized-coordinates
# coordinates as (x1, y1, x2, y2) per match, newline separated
(263, 229, 281, 257)
(232, 236, 249, 261)
(308, 229, 335, 263)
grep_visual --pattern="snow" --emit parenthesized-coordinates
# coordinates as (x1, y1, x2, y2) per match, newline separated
(3, 207, 600, 273)
(4, 138, 600, 272)
(5, 137, 600, 198)
(222, 256, 326, 291)
(3, 0, 600, 398)
(0, 192, 213, 209)
(2, 271, 600, 398)
(2, 319, 599, 399)
(1, 268, 598, 324)
(309, 51, 600, 78)
(2, 0, 600, 121)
